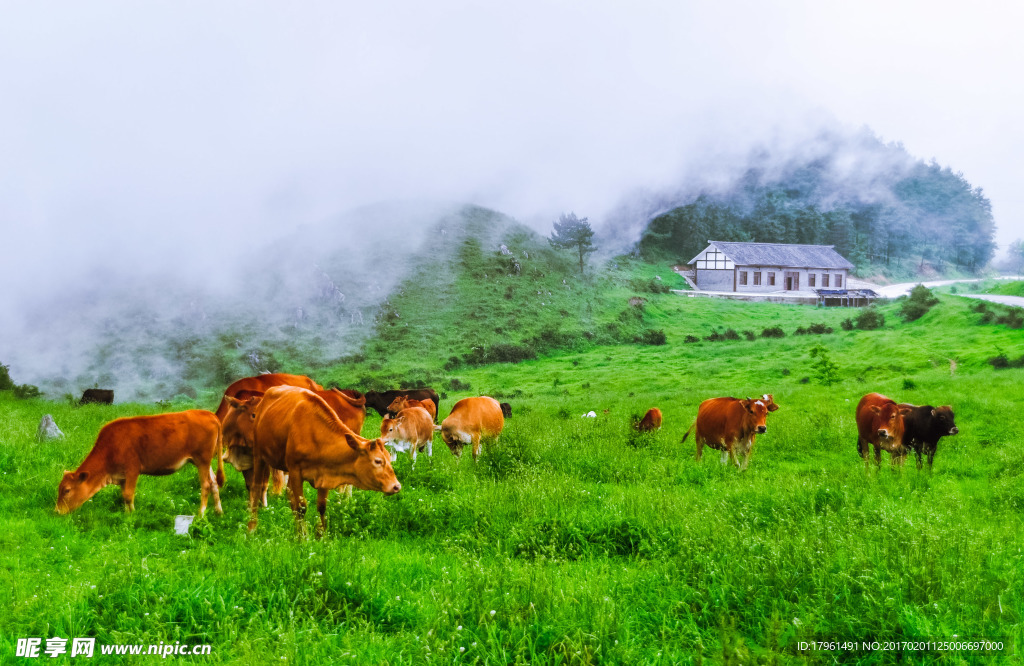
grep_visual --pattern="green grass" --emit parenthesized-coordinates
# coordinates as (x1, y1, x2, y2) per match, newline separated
(986, 281, 1024, 297)
(3, 292, 1024, 663)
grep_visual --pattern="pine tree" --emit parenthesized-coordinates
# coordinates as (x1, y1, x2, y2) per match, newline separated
(548, 213, 596, 273)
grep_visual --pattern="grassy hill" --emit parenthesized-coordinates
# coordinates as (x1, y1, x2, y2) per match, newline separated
(2, 214, 1024, 662)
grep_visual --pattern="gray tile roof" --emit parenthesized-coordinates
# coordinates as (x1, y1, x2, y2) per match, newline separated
(702, 241, 854, 269)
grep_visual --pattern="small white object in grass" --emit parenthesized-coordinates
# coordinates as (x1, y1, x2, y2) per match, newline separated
(174, 515, 194, 535)
(583, 411, 597, 418)
(489, 610, 496, 617)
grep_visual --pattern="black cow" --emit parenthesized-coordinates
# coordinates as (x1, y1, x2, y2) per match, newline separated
(364, 388, 440, 419)
(897, 403, 959, 470)
(500, 402, 512, 417)
(80, 389, 114, 405)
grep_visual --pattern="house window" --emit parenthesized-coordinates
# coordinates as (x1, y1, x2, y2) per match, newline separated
(753, 271, 761, 286)
(822, 274, 830, 288)
(768, 272, 775, 286)
(808, 274, 816, 287)
(739, 271, 748, 286)
(835, 274, 842, 288)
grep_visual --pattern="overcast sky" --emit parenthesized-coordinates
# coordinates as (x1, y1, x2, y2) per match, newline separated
(1, 0, 1022, 315)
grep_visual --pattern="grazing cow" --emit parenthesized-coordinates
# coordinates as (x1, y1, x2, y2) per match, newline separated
(896, 403, 959, 470)
(248, 386, 400, 534)
(214, 373, 321, 421)
(80, 389, 114, 405)
(380, 406, 435, 464)
(856, 393, 911, 468)
(682, 396, 777, 470)
(439, 396, 504, 460)
(634, 408, 663, 432)
(56, 410, 223, 517)
(386, 395, 437, 422)
(500, 402, 513, 417)
(364, 388, 440, 420)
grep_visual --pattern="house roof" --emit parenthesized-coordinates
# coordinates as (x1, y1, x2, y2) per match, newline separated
(688, 241, 854, 270)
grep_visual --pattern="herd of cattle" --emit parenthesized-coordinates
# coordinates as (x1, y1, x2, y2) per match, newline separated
(53, 373, 959, 533)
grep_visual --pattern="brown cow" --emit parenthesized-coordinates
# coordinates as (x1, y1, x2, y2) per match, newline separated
(386, 395, 437, 422)
(380, 406, 435, 464)
(856, 393, 911, 469)
(80, 388, 114, 405)
(634, 408, 663, 432)
(215, 374, 320, 492)
(682, 395, 777, 470)
(56, 410, 223, 517)
(439, 396, 504, 460)
(214, 373, 321, 421)
(248, 386, 400, 534)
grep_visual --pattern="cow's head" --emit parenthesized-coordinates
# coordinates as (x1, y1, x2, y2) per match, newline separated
(761, 394, 780, 412)
(55, 470, 104, 514)
(870, 402, 908, 446)
(386, 396, 410, 415)
(933, 406, 959, 436)
(343, 433, 401, 495)
(742, 399, 770, 434)
(222, 394, 263, 451)
(380, 415, 405, 443)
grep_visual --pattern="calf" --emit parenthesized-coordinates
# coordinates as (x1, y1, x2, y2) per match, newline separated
(856, 393, 911, 469)
(682, 396, 776, 470)
(56, 410, 223, 517)
(896, 403, 959, 470)
(440, 396, 504, 460)
(634, 407, 663, 432)
(386, 395, 438, 422)
(381, 406, 435, 464)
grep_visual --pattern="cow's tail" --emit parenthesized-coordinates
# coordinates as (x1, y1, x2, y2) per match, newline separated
(214, 425, 226, 488)
(681, 422, 696, 444)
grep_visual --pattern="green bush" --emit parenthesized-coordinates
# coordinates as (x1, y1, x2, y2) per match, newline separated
(853, 306, 885, 330)
(761, 327, 785, 338)
(899, 285, 940, 322)
(634, 329, 667, 345)
(0, 363, 13, 391)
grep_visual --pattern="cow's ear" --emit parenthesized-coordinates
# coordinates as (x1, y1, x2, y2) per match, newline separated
(77, 471, 89, 482)
(899, 407, 913, 416)
(225, 396, 242, 408)
(344, 432, 368, 451)
(869, 405, 881, 414)
(741, 399, 755, 413)
(931, 408, 937, 417)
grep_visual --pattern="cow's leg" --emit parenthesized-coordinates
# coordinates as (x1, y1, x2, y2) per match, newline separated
(198, 461, 223, 516)
(873, 444, 882, 468)
(247, 458, 270, 533)
(719, 450, 728, 465)
(410, 442, 418, 467)
(287, 473, 307, 537)
(926, 443, 936, 470)
(271, 470, 286, 496)
(315, 488, 329, 537)
(121, 474, 138, 512)
(472, 435, 482, 461)
(427, 438, 433, 458)
(196, 461, 211, 518)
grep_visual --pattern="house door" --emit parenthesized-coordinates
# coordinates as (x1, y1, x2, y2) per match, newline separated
(784, 272, 799, 291)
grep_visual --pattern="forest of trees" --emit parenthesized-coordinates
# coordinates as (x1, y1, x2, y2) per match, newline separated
(638, 136, 997, 275)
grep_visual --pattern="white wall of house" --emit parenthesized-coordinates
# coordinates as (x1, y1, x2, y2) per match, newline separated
(732, 267, 849, 292)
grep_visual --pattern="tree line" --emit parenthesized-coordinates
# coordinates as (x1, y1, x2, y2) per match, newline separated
(638, 137, 997, 275)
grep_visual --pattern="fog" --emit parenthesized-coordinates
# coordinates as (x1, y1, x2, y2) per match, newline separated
(1, 1, 1022, 397)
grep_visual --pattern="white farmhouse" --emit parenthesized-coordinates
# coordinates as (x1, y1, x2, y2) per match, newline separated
(687, 241, 854, 293)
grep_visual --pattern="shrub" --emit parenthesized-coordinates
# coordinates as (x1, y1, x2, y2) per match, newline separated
(902, 379, 917, 390)
(761, 327, 785, 338)
(743, 330, 756, 341)
(854, 306, 885, 330)
(989, 354, 1024, 369)
(996, 311, 1024, 329)
(13, 384, 41, 399)
(634, 329, 667, 345)
(684, 335, 700, 344)
(445, 378, 471, 392)
(840, 318, 854, 331)
(899, 285, 940, 322)
(722, 329, 740, 341)
(808, 344, 840, 386)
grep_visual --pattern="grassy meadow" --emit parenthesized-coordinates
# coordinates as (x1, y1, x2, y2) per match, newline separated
(3, 285, 1024, 664)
